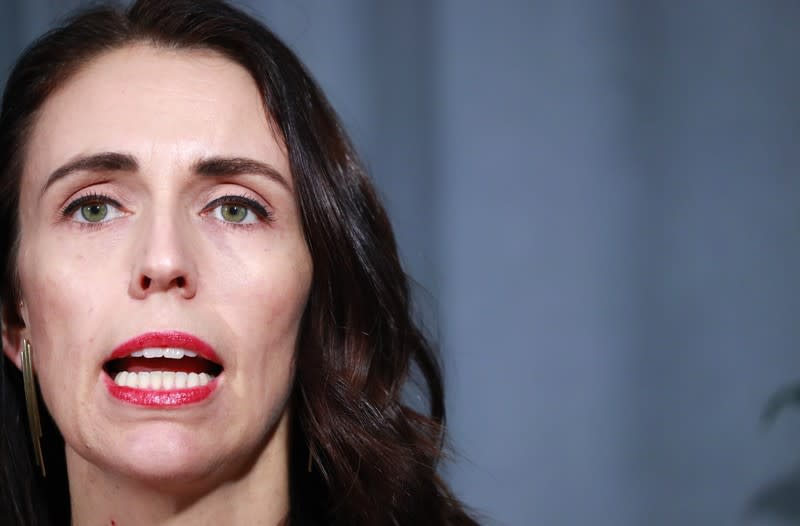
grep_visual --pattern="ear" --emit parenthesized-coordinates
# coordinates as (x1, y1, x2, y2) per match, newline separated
(2, 303, 28, 370)
(2, 322, 23, 370)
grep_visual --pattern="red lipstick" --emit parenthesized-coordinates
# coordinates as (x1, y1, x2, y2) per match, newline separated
(104, 331, 222, 408)
(108, 331, 222, 364)
(104, 376, 218, 407)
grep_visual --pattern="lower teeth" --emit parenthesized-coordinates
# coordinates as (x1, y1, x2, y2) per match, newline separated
(113, 371, 211, 389)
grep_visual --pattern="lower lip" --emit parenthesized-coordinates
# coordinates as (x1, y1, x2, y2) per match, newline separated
(104, 375, 218, 407)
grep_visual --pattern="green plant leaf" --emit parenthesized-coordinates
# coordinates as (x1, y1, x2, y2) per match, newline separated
(762, 382, 800, 428)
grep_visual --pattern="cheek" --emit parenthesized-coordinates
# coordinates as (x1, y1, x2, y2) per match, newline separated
(211, 245, 311, 402)
(21, 243, 107, 332)
(18, 239, 113, 399)
(211, 240, 311, 335)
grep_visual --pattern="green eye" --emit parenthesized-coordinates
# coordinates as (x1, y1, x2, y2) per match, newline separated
(80, 203, 108, 222)
(64, 194, 123, 225)
(206, 196, 266, 225)
(220, 204, 248, 222)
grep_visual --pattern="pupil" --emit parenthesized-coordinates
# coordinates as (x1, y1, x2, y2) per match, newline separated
(223, 205, 246, 222)
(81, 203, 107, 222)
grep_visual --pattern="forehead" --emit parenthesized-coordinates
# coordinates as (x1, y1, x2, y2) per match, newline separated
(23, 44, 287, 190)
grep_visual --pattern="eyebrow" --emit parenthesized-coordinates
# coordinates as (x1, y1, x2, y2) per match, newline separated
(42, 152, 137, 194)
(193, 156, 289, 191)
(41, 152, 290, 196)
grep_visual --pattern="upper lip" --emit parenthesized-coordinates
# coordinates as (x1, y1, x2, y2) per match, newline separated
(108, 331, 223, 366)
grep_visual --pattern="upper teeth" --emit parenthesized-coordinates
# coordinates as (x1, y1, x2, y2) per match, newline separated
(129, 348, 198, 359)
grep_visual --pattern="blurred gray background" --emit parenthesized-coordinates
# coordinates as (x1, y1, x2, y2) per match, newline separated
(2, 1, 800, 525)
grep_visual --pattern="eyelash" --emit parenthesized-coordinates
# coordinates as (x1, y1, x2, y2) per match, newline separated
(201, 194, 274, 224)
(60, 192, 122, 219)
(60, 193, 274, 225)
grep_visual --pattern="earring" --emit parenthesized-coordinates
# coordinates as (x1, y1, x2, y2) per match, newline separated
(21, 339, 46, 477)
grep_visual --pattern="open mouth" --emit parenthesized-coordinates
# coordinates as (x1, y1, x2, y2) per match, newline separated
(104, 348, 224, 390)
(102, 331, 224, 407)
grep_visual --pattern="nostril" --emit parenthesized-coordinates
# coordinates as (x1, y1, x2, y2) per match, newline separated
(141, 276, 151, 289)
(175, 276, 186, 288)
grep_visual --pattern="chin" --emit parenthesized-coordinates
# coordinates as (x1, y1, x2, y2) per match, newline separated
(87, 422, 234, 489)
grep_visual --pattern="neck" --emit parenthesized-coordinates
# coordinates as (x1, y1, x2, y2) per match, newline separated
(66, 412, 291, 526)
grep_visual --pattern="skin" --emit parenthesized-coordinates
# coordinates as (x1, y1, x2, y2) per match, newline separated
(2, 45, 312, 524)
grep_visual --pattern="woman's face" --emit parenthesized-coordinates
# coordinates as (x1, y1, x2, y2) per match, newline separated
(6, 45, 312, 485)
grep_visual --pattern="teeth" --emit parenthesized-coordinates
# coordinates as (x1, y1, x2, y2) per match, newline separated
(113, 371, 213, 389)
(163, 372, 175, 389)
(127, 348, 198, 359)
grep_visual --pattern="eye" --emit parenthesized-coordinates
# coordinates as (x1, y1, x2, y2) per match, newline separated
(62, 194, 125, 224)
(204, 195, 271, 225)
(217, 203, 252, 223)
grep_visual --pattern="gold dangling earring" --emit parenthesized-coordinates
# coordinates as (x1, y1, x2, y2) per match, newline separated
(21, 339, 46, 477)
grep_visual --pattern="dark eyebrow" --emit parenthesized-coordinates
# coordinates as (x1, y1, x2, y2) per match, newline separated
(40, 152, 290, 197)
(42, 152, 138, 195)
(193, 156, 290, 191)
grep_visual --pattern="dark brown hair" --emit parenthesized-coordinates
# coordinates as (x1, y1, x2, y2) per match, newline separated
(0, 1, 477, 525)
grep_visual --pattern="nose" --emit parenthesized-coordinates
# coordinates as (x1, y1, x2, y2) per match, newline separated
(128, 210, 198, 300)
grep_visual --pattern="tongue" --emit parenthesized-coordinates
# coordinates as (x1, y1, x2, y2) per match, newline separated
(116, 357, 210, 374)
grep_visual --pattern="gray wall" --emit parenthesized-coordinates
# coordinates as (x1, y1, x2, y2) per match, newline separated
(2, 1, 800, 525)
